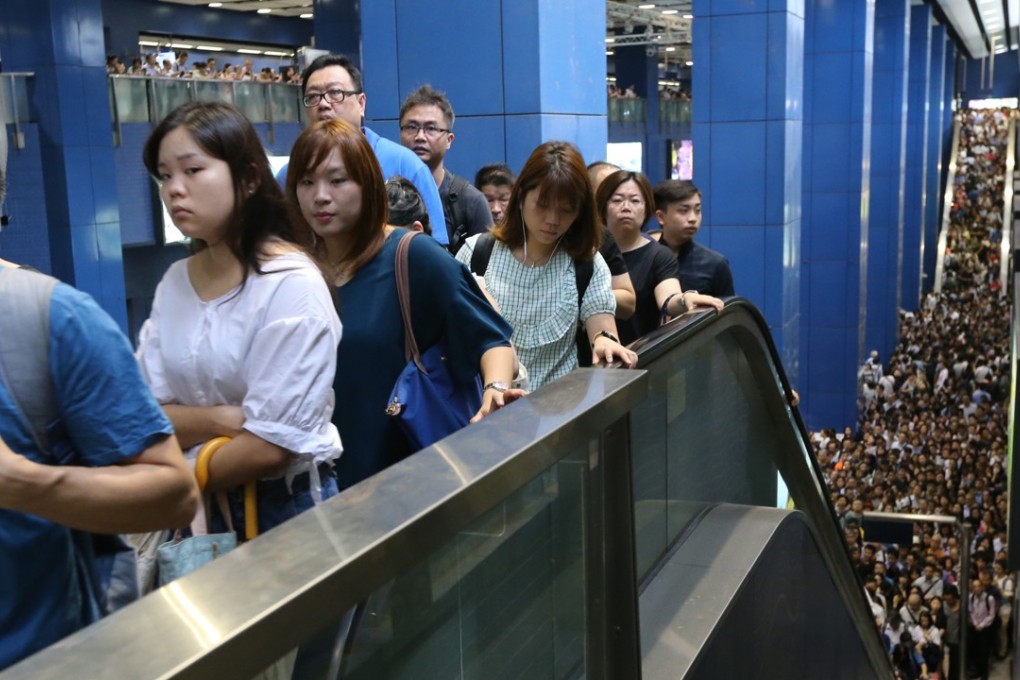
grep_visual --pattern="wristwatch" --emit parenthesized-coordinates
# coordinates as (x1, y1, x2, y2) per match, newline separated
(483, 381, 509, 393)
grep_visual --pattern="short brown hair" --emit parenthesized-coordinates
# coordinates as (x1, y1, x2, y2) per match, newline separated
(491, 141, 601, 261)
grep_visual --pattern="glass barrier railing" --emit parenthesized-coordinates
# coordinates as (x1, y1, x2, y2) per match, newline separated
(109, 75, 303, 145)
(0, 72, 35, 149)
(608, 97, 645, 125)
(659, 99, 691, 125)
(3, 301, 891, 679)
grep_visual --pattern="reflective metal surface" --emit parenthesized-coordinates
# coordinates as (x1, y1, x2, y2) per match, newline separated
(3, 369, 646, 680)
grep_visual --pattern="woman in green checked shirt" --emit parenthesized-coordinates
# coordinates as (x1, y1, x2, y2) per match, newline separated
(456, 141, 637, 390)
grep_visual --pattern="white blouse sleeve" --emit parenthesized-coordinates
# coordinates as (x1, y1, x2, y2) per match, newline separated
(241, 266, 343, 461)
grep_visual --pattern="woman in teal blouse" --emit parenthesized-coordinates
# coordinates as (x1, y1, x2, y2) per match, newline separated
(285, 119, 521, 489)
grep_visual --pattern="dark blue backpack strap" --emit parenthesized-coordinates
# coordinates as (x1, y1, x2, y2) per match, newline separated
(573, 258, 596, 367)
(470, 232, 496, 276)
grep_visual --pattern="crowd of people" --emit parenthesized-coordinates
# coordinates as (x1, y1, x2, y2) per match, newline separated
(813, 107, 1017, 680)
(107, 51, 302, 83)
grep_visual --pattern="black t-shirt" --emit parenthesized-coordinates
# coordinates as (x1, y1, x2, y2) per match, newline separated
(617, 239, 680, 345)
(599, 226, 628, 276)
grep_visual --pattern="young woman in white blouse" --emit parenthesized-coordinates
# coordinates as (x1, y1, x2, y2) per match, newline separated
(455, 141, 637, 390)
(137, 101, 342, 532)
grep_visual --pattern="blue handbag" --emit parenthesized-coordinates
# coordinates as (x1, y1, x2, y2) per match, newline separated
(385, 232, 482, 451)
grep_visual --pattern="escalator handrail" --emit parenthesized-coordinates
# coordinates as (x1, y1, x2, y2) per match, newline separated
(934, 113, 963, 293)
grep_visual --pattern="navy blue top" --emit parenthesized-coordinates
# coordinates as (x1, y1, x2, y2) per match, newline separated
(333, 229, 513, 489)
(675, 240, 735, 297)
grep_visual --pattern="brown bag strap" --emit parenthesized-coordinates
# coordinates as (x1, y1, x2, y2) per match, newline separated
(395, 231, 426, 371)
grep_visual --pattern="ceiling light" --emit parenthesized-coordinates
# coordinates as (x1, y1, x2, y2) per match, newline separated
(683, 14, 694, 19)
(208, 2, 222, 6)
(139, 40, 159, 46)
(662, 9, 678, 14)
(237, 49, 263, 55)
(685, 60, 694, 66)
(257, 8, 271, 13)
(264, 50, 290, 57)
(196, 45, 225, 51)
(606, 50, 615, 55)
(638, 3, 655, 7)
(665, 46, 676, 52)
(606, 37, 615, 43)
(300, 13, 313, 18)
(170, 43, 194, 49)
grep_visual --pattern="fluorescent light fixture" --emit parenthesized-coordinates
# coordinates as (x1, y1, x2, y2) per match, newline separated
(170, 43, 194, 49)
(264, 50, 290, 57)
(606, 50, 615, 55)
(208, 2, 222, 6)
(683, 14, 694, 19)
(638, 3, 655, 7)
(196, 45, 225, 51)
(685, 60, 694, 66)
(257, 8, 271, 13)
(139, 40, 159, 46)
(662, 9, 678, 14)
(665, 46, 676, 52)
(605, 37, 615, 43)
(300, 13, 312, 18)
(237, 49, 263, 55)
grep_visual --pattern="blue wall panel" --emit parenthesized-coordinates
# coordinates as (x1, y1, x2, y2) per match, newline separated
(396, 2, 504, 117)
(0, 125, 52, 273)
(901, 4, 931, 309)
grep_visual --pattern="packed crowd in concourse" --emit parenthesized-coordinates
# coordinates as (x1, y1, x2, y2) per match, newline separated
(813, 107, 1016, 680)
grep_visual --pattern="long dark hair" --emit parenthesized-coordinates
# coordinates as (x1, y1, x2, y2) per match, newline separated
(285, 118, 388, 279)
(491, 141, 601, 260)
(143, 101, 295, 281)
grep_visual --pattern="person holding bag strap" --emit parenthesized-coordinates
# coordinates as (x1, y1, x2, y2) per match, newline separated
(136, 102, 342, 537)
(285, 118, 523, 491)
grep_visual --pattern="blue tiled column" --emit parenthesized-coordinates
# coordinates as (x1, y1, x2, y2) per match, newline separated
(353, 0, 606, 177)
(866, 0, 909, 361)
(691, 0, 804, 379)
(923, 26, 947, 287)
(800, 0, 874, 429)
(902, 4, 931, 309)
(312, 0, 360, 58)
(0, 0, 127, 329)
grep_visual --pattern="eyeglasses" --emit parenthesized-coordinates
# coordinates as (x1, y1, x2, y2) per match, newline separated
(399, 123, 451, 138)
(302, 88, 361, 108)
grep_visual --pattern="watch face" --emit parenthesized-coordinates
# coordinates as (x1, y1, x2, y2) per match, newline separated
(486, 381, 509, 392)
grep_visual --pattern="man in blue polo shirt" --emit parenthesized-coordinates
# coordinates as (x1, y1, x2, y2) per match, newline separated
(282, 53, 448, 247)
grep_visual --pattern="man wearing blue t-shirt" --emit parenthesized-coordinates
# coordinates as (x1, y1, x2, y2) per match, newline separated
(279, 53, 448, 246)
(0, 259, 197, 669)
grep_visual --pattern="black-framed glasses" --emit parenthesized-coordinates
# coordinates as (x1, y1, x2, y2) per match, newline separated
(302, 88, 361, 108)
(399, 123, 451, 138)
